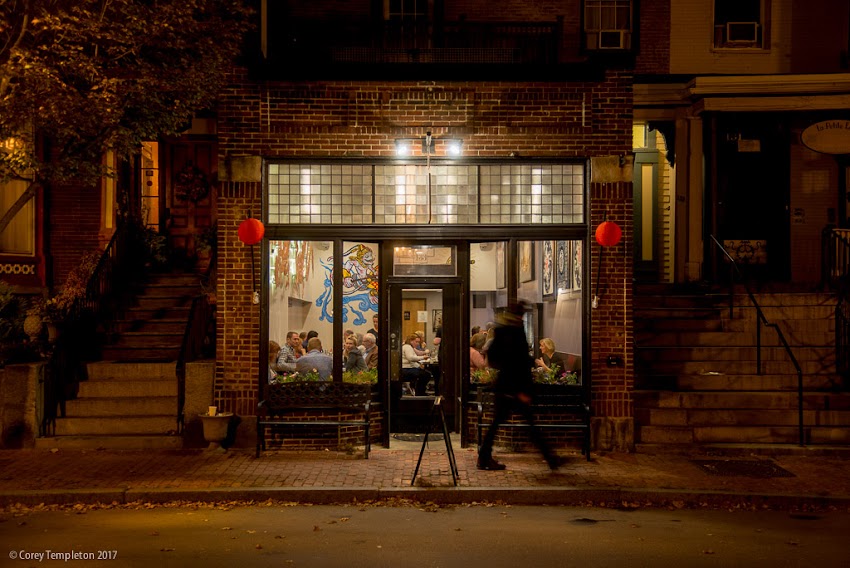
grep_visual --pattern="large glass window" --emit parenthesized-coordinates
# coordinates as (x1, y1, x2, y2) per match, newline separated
(268, 240, 380, 382)
(469, 240, 584, 388)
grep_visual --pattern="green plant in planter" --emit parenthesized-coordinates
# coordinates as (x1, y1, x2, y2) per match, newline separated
(534, 364, 578, 385)
(470, 367, 497, 385)
(343, 368, 377, 384)
(272, 369, 323, 384)
(196, 223, 217, 255)
(31, 250, 101, 326)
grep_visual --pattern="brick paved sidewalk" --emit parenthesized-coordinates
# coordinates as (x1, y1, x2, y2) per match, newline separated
(1, 443, 849, 509)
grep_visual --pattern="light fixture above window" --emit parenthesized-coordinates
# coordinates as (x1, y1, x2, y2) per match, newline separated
(394, 135, 463, 157)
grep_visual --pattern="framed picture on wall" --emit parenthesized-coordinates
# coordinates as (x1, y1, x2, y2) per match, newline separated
(496, 241, 506, 289)
(519, 241, 535, 283)
(542, 240, 555, 299)
(556, 240, 568, 291)
(573, 241, 583, 290)
(432, 309, 443, 332)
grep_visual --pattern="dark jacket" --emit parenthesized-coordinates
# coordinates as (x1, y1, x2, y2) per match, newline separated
(486, 323, 534, 395)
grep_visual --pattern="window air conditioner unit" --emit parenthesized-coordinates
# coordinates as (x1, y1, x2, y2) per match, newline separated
(597, 30, 630, 50)
(726, 22, 759, 43)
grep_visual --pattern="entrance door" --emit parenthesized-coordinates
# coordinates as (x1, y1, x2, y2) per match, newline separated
(387, 282, 461, 440)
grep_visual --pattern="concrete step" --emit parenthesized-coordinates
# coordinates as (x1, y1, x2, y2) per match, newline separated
(635, 318, 724, 332)
(100, 347, 181, 361)
(634, 390, 850, 410)
(718, 292, 837, 307)
(64, 396, 176, 417)
(54, 415, 177, 436)
(635, 330, 835, 347)
(123, 306, 191, 320)
(77, 378, 177, 398)
(636, 345, 835, 363)
(108, 333, 184, 348)
(636, 373, 845, 392)
(727, 304, 835, 320)
(633, 295, 719, 309)
(645, 359, 835, 375)
(133, 295, 195, 310)
(145, 273, 204, 287)
(139, 284, 200, 298)
(114, 319, 188, 334)
(636, 425, 850, 445)
(34, 435, 183, 450)
(636, 407, 850, 427)
(634, 307, 724, 320)
(87, 361, 177, 381)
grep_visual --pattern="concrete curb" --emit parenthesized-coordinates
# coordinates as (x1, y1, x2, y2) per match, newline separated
(3, 486, 850, 510)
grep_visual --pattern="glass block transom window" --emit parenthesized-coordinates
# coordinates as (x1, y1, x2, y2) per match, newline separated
(267, 164, 373, 225)
(374, 165, 478, 225)
(479, 164, 584, 224)
(267, 162, 584, 225)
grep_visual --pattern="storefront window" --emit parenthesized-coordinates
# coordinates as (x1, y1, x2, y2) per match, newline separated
(392, 245, 456, 276)
(268, 240, 333, 378)
(468, 240, 583, 387)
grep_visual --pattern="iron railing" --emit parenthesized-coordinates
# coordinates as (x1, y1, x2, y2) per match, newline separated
(820, 226, 850, 383)
(41, 221, 137, 436)
(710, 235, 806, 446)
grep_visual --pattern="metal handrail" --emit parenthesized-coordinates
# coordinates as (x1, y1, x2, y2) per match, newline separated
(709, 235, 806, 446)
(41, 222, 135, 437)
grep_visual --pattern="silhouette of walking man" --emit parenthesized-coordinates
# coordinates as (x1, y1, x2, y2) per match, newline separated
(477, 301, 561, 471)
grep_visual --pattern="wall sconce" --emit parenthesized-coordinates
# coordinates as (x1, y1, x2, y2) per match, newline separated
(394, 134, 463, 157)
(395, 139, 412, 156)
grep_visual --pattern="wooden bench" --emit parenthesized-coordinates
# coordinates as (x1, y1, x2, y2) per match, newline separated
(473, 386, 591, 461)
(256, 382, 373, 458)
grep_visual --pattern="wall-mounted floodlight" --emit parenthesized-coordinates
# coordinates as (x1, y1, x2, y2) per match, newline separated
(395, 139, 411, 156)
(446, 139, 463, 157)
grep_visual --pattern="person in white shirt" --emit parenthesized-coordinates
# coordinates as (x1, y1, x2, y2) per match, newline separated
(401, 334, 431, 396)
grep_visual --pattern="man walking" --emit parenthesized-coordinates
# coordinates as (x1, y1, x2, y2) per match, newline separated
(477, 302, 560, 471)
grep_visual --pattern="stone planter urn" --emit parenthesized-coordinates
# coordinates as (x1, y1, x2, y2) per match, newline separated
(199, 412, 233, 451)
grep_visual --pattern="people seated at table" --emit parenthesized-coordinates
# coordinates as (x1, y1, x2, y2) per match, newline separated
(296, 337, 333, 380)
(268, 341, 281, 384)
(343, 335, 367, 372)
(361, 333, 379, 369)
(275, 330, 301, 374)
(470, 332, 488, 377)
(401, 334, 432, 396)
(535, 337, 566, 376)
(413, 331, 430, 356)
(302, 330, 318, 351)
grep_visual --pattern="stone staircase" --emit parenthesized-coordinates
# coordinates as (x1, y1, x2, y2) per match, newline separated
(634, 284, 850, 449)
(35, 270, 204, 449)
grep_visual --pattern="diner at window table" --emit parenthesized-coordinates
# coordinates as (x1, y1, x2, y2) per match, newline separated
(343, 335, 367, 372)
(401, 334, 432, 396)
(361, 333, 379, 369)
(469, 332, 488, 377)
(296, 337, 333, 380)
(534, 337, 566, 376)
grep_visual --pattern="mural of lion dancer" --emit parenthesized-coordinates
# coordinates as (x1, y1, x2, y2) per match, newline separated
(316, 244, 379, 324)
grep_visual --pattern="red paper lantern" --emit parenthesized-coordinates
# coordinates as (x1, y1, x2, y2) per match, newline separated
(238, 218, 265, 245)
(595, 220, 622, 247)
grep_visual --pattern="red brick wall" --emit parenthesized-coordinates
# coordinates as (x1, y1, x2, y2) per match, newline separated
(589, 182, 634, 419)
(215, 181, 263, 416)
(635, 0, 670, 75)
(215, 68, 634, 422)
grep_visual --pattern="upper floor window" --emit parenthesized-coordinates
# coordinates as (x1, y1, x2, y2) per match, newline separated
(584, 0, 633, 51)
(713, 0, 769, 49)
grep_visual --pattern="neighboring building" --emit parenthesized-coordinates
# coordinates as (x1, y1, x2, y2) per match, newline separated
(634, 0, 850, 286)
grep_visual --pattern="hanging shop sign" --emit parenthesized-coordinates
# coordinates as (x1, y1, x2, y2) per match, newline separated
(801, 120, 850, 155)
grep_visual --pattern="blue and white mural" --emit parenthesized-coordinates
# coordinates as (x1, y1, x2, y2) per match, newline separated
(315, 243, 379, 324)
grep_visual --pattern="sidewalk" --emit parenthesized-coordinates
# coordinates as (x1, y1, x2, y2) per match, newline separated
(1, 442, 849, 510)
